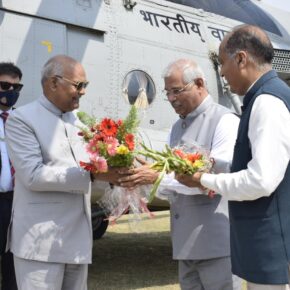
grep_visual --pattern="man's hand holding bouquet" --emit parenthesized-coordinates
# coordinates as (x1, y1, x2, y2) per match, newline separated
(137, 142, 214, 201)
(77, 106, 151, 225)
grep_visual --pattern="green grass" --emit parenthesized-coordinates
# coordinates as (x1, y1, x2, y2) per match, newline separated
(0, 210, 247, 290)
(88, 210, 247, 290)
(88, 211, 179, 290)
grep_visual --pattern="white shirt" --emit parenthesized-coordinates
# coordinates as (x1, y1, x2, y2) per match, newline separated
(0, 109, 13, 192)
(201, 94, 290, 201)
(159, 112, 239, 196)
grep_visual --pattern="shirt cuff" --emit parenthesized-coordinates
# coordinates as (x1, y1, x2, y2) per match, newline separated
(200, 173, 217, 192)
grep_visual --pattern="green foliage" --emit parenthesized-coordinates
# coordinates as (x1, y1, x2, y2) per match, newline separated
(117, 105, 140, 141)
(107, 153, 135, 168)
(124, 105, 140, 133)
(138, 143, 212, 201)
(77, 111, 96, 127)
(77, 106, 140, 171)
(97, 142, 107, 157)
(79, 127, 94, 142)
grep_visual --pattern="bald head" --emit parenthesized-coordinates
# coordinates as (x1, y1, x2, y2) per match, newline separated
(41, 55, 87, 112)
(220, 24, 274, 66)
(41, 55, 80, 85)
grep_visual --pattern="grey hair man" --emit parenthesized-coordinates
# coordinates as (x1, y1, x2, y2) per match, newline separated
(5, 55, 122, 290)
(184, 25, 290, 290)
(120, 58, 241, 290)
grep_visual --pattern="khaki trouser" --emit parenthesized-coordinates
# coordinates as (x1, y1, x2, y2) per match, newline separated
(247, 266, 290, 290)
(247, 283, 290, 290)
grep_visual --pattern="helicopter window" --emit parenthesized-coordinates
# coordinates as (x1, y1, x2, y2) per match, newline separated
(122, 70, 156, 109)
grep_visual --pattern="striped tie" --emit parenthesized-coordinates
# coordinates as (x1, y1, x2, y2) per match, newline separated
(0, 111, 9, 123)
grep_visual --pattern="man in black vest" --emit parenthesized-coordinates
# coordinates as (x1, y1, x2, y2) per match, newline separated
(0, 62, 22, 290)
(178, 25, 290, 289)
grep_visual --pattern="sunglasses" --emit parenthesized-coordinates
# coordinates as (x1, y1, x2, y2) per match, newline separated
(55, 75, 89, 91)
(0, 81, 23, 92)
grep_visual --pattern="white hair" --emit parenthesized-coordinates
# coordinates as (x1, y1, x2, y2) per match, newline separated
(41, 61, 63, 85)
(162, 59, 206, 86)
(40, 55, 78, 85)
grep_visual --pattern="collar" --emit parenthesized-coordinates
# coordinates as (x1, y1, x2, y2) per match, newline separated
(242, 70, 277, 111)
(38, 95, 63, 117)
(0, 108, 12, 114)
(181, 95, 213, 120)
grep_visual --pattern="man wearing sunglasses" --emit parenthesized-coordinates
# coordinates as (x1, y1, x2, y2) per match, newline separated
(4, 55, 122, 290)
(119, 59, 241, 290)
(0, 62, 22, 290)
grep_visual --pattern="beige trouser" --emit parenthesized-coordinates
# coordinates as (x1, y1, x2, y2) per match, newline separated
(247, 283, 290, 290)
(14, 256, 88, 290)
(247, 266, 290, 290)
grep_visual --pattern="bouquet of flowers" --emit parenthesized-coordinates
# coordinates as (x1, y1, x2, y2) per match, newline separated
(138, 142, 214, 201)
(77, 106, 139, 172)
(77, 106, 152, 226)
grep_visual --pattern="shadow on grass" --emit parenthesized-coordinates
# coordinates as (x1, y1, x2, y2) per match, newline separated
(109, 212, 171, 225)
(89, 230, 178, 290)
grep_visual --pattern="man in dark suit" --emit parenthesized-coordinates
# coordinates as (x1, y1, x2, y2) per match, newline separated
(0, 62, 23, 290)
(181, 25, 290, 289)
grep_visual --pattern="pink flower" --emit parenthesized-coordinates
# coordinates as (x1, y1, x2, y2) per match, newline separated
(86, 139, 99, 155)
(105, 137, 119, 156)
(90, 155, 108, 173)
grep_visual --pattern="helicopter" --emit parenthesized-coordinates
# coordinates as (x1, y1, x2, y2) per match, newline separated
(1, 0, 289, 238)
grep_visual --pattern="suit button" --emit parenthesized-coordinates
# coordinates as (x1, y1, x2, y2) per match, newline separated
(174, 214, 179, 219)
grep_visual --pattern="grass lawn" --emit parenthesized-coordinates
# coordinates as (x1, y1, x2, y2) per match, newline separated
(0, 210, 247, 290)
(88, 210, 179, 290)
(88, 210, 247, 290)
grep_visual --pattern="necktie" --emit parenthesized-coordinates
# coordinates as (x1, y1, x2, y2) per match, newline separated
(0, 111, 15, 185)
(0, 111, 9, 123)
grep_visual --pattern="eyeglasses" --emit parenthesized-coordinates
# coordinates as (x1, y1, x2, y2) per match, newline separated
(0, 81, 23, 92)
(163, 79, 195, 97)
(55, 75, 89, 91)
